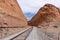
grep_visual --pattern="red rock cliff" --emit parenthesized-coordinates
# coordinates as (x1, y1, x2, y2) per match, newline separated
(28, 4, 60, 28)
(0, 0, 28, 27)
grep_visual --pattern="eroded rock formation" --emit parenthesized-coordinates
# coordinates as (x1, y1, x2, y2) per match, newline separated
(28, 4, 60, 29)
(28, 4, 60, 40)
(0, 0, 27, 27)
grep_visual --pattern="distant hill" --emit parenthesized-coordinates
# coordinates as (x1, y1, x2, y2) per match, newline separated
(24, 12, 35, 21)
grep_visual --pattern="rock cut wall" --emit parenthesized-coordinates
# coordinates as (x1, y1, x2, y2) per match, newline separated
(0, 0, 28, 27)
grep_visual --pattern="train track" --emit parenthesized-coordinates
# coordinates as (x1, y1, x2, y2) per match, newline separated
(1, 26, 33, 40)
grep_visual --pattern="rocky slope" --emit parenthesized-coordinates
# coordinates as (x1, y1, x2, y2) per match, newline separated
(28, 4, 60, 28)
(0, 0, 29, 39)
(28, 4, 60, 40)
(0, 0, 27, 27)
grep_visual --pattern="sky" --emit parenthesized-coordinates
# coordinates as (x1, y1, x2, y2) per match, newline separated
(17, 0, 60, 20)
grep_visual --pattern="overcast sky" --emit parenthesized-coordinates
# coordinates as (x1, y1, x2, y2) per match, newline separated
(17, 0, 60, 20)
(17, 0, 60, 14)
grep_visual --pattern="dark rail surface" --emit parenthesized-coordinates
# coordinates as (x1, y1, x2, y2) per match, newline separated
(2, 26, 33, 40)
(10, 26, 33, 40)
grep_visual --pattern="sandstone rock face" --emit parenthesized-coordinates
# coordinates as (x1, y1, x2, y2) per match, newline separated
(0, 0, 27, 27)
(28, 4, 60, 40)
(28, 4, 60, 28)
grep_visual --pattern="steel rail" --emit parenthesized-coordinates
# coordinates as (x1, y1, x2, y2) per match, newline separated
(1, 26, 33, 40)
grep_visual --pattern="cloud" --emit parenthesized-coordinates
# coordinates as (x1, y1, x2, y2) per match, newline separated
(17, 0, 60, 20)
(17, 0, 60, 13)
